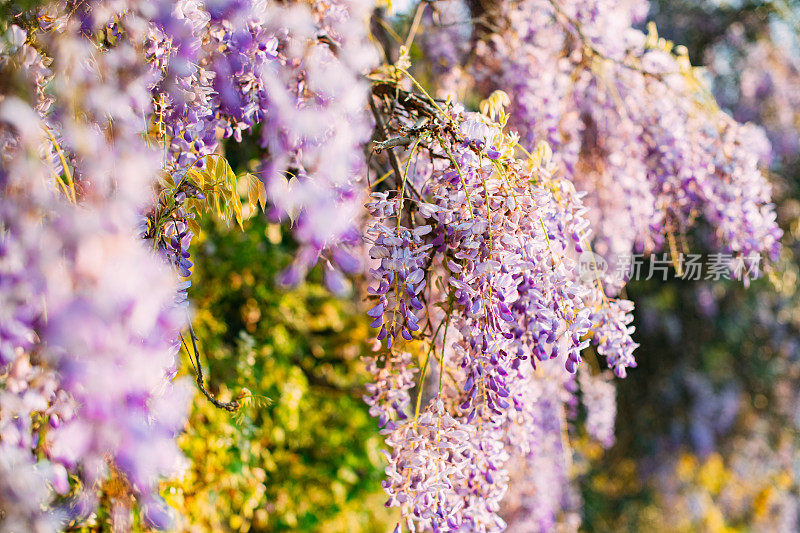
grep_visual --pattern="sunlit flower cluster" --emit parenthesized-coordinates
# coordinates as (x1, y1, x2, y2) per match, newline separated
(0, 0, 785, 530)
(424, 0, 782, 292)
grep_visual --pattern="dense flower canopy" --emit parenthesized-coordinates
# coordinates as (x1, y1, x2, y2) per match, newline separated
(0, 0, 789, 531)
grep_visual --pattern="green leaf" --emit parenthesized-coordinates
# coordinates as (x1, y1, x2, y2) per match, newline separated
(187, 216, 201, 236)
(246, 173, 262, 212)
(213, 154, 227, 184)
(225, 165, 243, 230)
(231, 187, 244, 230)
(188, 167, 205, 188)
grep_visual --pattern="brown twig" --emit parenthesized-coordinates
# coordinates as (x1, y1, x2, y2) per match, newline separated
(368, 94, 426, 202)
(404, 1, 428, 50)
(183, 322, 240, 412)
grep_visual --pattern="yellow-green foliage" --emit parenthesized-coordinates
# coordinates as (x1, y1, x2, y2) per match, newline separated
(160, 216, 393, 532)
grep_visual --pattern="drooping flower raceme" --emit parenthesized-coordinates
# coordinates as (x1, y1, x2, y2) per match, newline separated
(148, 0, 377, 283)
(708, 22, 800, 162)
(0, 0, 376, 528)
(0, 0, 784, 531)
(423, 0, 782, 291)
(0, 5, 192, 525)
(362, 81, 637, 529)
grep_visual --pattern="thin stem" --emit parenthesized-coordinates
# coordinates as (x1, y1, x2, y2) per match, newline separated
(435, 295, 455, 440)
(413, 310, 447, 423)
(396, 137, 424, 230)
(667, 229, 684, 277)
(404, 1, 427, 51)
(186, 320, 240, 412)
(398, 68, 451, 122)
(437, 295, 455, 397)
(180, 333, 198, 375)
(481, 176, 494, 254)
(42, 125, 77, 203)
(370, 96, 406, 190)
(369, 96, 425, 201)
(438, 135, 475, 219)
(371, 167, 396, 188)
(490, 159, 521, 212)
(375, 12, 404, 45)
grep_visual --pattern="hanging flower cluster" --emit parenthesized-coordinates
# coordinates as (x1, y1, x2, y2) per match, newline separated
(362, 69, 637, 528)
(0, 5, 191, 526)
(423, 0, 782, 291)
(0, 0, 374, 528)
(0, 0, 783, 531)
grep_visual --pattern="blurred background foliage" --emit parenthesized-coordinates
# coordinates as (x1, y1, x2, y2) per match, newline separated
(161, 214, 395, 532)
(580, 1, 800, 530)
